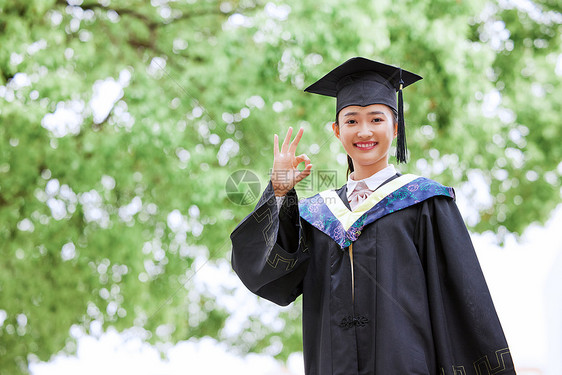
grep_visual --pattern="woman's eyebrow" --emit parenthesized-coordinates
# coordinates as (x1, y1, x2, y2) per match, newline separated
(343, 111, 385, 116)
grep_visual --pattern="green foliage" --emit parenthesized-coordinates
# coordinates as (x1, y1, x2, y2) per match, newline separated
(0, 0, 560, 373)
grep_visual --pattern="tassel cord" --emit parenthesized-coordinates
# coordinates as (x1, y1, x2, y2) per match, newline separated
(396, 69, 407, 164)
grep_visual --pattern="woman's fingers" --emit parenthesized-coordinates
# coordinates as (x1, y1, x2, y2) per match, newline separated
(281, 127, 293, 154)
(293, 153, 310, 167)
(280, 127, 305, 155)
(289, 127, 304, 155)
(293, 154, 312, 183)
(273, 134, 279, 156)
(295, 160, 313, 183)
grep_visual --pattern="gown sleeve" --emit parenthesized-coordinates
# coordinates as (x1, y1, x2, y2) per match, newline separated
(415, 196, 516, 373)
(230, 180, 310, 306)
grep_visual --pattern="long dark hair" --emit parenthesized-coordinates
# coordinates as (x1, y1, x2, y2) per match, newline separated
(335, 108, 398, 179)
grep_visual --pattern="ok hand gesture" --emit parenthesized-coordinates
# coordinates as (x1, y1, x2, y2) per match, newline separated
(271, 127, 313, 197)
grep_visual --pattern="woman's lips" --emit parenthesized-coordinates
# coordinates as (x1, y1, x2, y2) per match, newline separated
(354, 142, 377, 150)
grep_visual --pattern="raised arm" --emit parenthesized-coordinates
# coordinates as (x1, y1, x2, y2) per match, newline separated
(230, 127, 313, 306)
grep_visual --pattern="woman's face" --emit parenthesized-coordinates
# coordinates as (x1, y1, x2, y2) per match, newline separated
(332, 104, 397, 177)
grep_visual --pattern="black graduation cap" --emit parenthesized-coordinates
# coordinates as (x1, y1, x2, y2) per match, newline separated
(304, 57, 422, 163)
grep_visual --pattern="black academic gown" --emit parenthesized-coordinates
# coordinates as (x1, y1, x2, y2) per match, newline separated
(230, 176, 515, 375)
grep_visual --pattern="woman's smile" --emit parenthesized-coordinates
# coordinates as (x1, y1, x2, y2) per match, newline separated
(354, 141, 378, 150)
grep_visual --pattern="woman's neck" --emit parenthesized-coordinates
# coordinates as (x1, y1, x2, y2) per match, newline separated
(351, 163, 390, 180)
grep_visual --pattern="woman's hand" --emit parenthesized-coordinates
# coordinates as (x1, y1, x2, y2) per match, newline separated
(271, 127, 313, 197)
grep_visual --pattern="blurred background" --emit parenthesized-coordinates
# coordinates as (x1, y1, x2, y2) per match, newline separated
(0, 0, 561, 374)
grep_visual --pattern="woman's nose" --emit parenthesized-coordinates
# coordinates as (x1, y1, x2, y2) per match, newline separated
(357, 122, 373, 138)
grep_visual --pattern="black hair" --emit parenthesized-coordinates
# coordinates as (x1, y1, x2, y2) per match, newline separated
(334, 108, 399, 179)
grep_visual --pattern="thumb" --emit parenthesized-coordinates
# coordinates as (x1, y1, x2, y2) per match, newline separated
(295, 161, 313, 184)
(294, 154, 310, 167)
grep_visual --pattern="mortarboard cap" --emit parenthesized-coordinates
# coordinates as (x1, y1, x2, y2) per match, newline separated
(304, 57, 422, 163)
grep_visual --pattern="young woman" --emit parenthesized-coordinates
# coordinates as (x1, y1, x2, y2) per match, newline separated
(230, 57, 515, 375)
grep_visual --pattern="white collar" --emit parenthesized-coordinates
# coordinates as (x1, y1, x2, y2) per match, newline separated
(346, 165, 397, 200)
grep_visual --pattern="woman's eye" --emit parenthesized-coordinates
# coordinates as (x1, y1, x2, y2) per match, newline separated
(346, 119, 357, 125)
(372, 118, 383, 123)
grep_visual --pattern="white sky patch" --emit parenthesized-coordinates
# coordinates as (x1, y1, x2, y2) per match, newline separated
(0, 310, 7, 327)
(191, 259, 289, 340)
(49, 10, 63, 26)
(226, 13, 253, 28)
(0, 85, 14, 102)
(101, 175, 116, 190)
(556, 54, 562, 76)
(272, 101, 284, 113)
(10, 52, 24, 67)
(9, 73, 32, 89)
(209, 134, 221, 145)
(265, 3, 291, 21)
(497, 107, 515, 124)
(79, 190, 110, 228)
(472, 204, 562, 373)
(46, 179, 60, 195)
(217, 138, 239, 166)
(27, 39, 48, 55)
(188, 205, 200, 218)
(479, 19, 511, 51)
(222, 112, 234, 123)
(118, 69, 131, 87)
(112, 100, 135, 131)
(90, 78, 124, 124)
(508, 127, 523, 144)
(336, 153, 348, 166)
(278, 50, 299, 84)
(167, 208, 204, 241)
(41, 100, 85, 137)
(531, 82, 546, 98)
(172, 38, 188, 52)
(245, 95, 265, 109)
(304, 53, 323, 67)
(240, 107, 250, 118)
(17, 313, 27, 326)
(147, 57, 166, 79)
(167, 209, 187, 233)
(118, 196, 142, 223)
(43, 179, 78, 220)
(482, 89, 502, 117)
(499, 0, 562, 24)
(192, 259, 240, 302)
(456, 170, 494, 227)
(61, 242, 77, 261)
(175, 147, 191, 165)
(219, 1, 233, 13)
(28, 328, 300, 375)
(18, 218, 35, 232)
(47, 198, 67, 220)
(193, 221, 205, 237)
(192, 106, 204, 118)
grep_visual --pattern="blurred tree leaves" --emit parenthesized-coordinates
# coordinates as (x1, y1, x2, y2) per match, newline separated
(0, 0, 560, 373)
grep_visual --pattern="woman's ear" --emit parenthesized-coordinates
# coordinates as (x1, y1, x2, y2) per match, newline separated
(393, 122, 398, 138)
(332, 122, 340, 139)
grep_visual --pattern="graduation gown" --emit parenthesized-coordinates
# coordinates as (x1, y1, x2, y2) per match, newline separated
(230, 174, 515, 375)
